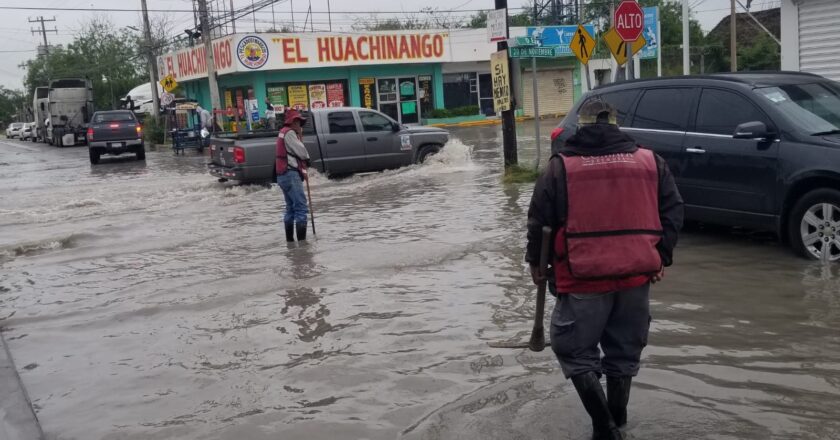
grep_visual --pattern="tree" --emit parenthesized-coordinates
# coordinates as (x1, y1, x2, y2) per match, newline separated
(737, 32, 780, 71)
(23, 16, 145, 111)
(0, 86, 27, 125)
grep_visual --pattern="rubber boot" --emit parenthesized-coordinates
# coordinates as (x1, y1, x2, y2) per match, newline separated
(571, 372, 623, 440)
(607, 376, 632, 428)
(296, 223, 307, 241)
(285, 222, 295, 242)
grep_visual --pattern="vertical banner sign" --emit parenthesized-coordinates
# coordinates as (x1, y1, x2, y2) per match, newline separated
(639, 7, 659, 60)
(235, 89, 245, 110)
(288, 85, 309, 110)
(358, 78, 376, 109)
(488, 8, 507, 43)
(267, 85, 288, 108)
(224, 90, 233, 110)
(417, 75, 433, 115)
(248, 99, 260, 122)
(326, 83, 345, 107)
(490, 50, 511, 113)
(309, 84, 327, 108)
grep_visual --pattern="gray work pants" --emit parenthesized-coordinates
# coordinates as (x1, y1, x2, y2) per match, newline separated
(549, 283, 651, 378)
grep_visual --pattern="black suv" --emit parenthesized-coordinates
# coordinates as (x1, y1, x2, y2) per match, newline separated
(554, 72, 840, 261)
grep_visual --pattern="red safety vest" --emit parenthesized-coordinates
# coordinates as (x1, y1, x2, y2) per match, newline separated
(554, 148, 663, 292)
(275, 127, 307, 175)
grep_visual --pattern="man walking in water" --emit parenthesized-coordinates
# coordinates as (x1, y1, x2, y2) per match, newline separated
(276, 109, 311, 242)
(526, 100, 683, 439)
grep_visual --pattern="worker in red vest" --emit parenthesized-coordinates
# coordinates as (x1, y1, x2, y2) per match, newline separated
(526, 100, 684, 440)
(276, 109, 311, 242)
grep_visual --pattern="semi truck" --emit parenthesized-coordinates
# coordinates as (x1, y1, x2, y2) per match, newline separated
(32, 86, 49, 142)
(46, 78, 94, 147)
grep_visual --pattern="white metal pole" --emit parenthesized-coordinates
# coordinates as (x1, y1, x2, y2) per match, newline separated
(532, 56, 540, 171)
(683, 0, 690, 75)
(657, 15, 662, 77)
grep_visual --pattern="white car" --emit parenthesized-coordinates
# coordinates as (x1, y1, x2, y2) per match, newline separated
(20, 123, 35, 141)
(6, 122, 24, 138)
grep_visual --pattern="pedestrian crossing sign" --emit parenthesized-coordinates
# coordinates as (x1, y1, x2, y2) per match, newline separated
(570, 24, 597, 65)
(160, 74, 178, 93)
(603, 27, 646, 66)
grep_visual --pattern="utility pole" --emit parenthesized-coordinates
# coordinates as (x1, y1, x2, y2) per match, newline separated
(682, 0, 690, 75)
(730, 0, 737, 71)
(252, 0, 257, 32)
(198, 0, 222, 113)
(496, 0, 518, 167)
(141, 0, 161, 119)
(327, 0, 332, 32)
(29, 16, 57, 54)
(230, 0, 236, 33)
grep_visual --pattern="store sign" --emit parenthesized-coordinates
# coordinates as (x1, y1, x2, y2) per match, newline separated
(157, 37, 235, 82)
(267, 85, 288, 107)
(358, 78, 376, 109)
(326, 83, 345, 107)
(237, 35, 270, 69)
(288, 85, 309, 110)
(488, 8, 507, 43)
(490, 50, 511, 113)
(309, 84, 327, 109)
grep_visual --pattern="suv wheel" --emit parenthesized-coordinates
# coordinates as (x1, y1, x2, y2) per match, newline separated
(89, 149, 100, 165)
(788, 188, 840, 262)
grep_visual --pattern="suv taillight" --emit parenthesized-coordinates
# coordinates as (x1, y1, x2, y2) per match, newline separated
(233, 146, 245, 164)
(86, 127, 93, 140)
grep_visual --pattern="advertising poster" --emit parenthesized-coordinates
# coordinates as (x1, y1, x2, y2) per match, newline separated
(418, 75, 433, 115)
(248, 99, 260, 122)
(235, 89, 245, 111)
(326, 83, 345, 107)
(309, 84, 327, 109)
(267, 85, 288, 108)
(358, 78, 376, 109)
(490, 50, 511, 113)
(288, 85, 309, 110)
(639, 7, 659, 60)
(224, 90, 233, 109)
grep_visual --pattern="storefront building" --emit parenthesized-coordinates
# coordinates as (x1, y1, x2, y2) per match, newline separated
(158, 28, 585, 125)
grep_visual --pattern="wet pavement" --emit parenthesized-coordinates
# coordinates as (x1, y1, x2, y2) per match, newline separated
(1, 121, 839, 440)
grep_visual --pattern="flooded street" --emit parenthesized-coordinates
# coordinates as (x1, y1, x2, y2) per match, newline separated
(1, 121, 839, 440)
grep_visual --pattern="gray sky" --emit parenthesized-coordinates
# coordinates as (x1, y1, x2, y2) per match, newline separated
(0, 0, 782, 90)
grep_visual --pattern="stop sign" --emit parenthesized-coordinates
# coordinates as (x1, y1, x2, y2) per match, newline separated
(614, 0, 644, 42)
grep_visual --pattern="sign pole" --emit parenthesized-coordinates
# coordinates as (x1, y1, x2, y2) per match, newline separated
(531, 56, 540, 171)
(657, 15, 663, 77)
(495, 0, 518, 168)
(626, 41, 632, 80)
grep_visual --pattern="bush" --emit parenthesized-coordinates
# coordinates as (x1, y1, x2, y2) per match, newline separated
(426, 105, 481, 119)
(502, 164, 541, 184)
(142, 116, 166, 144)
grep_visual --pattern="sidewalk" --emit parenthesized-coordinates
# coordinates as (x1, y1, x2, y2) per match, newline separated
(0, 333, 44, 440)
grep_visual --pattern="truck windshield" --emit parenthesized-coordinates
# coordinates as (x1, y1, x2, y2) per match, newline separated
(755, 81, 840, 135)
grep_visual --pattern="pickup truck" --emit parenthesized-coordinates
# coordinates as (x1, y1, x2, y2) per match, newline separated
(86, 110, 145, 164)
(208, 107, 450, 182)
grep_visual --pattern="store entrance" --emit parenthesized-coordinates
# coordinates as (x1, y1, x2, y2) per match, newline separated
(377, 77, 420, 125)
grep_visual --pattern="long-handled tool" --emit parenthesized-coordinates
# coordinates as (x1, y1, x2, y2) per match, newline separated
(304, 175, 316, 237)
(488, 226, 553, 351)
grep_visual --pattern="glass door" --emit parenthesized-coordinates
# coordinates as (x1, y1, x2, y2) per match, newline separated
(377, 77, 420, 124)
(377, 78, 399, 123)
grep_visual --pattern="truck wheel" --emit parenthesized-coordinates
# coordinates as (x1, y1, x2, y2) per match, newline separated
(136, 147, 146, 161)
(417, 144, 441, 164)
(89, 149, 100, 165)
(788, 188, 840, 262)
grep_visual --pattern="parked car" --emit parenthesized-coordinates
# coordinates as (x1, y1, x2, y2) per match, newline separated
(6, 122, 24, 138)
(86, 110, 145, 164)
(554, 71, 840, 261)
(20, 123, 35, 141)
(208, 107, 449, 182)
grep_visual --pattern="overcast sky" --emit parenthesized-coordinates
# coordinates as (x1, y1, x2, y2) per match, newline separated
(0, 0, 782, 90)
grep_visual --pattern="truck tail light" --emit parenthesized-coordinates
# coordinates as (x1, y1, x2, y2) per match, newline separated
(233, 146, 245, 164)
(136, 124, 142, 138)
(86, 127, 93, 140)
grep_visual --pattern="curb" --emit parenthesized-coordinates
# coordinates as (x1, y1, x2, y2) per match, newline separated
(0, 332, 45, 440)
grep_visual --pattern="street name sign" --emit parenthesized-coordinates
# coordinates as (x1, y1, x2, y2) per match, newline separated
(509, 46, 561, 58)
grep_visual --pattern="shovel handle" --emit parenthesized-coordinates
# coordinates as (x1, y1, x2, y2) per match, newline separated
(528, 226, 553, 352)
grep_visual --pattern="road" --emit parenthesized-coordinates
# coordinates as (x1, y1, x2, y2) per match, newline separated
(1, 123, 839, 440)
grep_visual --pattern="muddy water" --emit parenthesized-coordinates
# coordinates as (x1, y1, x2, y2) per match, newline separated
(1, 123, 839, 440)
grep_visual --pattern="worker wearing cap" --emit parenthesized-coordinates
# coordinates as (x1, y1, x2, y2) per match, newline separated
(526, 100, 684, 439)
(275, 109, 311, 242)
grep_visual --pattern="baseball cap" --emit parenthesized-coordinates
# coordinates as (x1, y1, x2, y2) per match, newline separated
(578, 99, 618, 125)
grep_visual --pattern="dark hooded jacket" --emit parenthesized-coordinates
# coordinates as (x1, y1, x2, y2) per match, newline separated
(526, 123, 685, 270)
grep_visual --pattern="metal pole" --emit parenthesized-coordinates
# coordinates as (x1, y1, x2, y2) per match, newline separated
(230, 0, 236, 33)
(625, 40, 632, 80)
(683, 0, 690, 75)
(271, 0, 276, 30)
(496, 0, 518, 167)
(252, 0, 257, 32)
(290, 0, 295, 31)
(327, 0, 332, 32)
(532, 56, 540, 171)
(141, 0, 160, 119)
(730, 0, 737, 71)
(198, 0, 222, 112)
(656, 16, 662, 77)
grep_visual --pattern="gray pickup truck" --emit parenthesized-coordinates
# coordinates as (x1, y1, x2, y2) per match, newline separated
(208, 107, 449, 182)
(87, 110, 145, 164)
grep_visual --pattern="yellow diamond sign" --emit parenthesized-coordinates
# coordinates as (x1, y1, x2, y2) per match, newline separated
(160, 74, 178, 93)
(570, 24, 597, 65)
(603, 27, 646, 66)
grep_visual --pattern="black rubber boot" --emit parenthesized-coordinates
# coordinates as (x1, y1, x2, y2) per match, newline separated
(607, 376, 632, 428)
(571, 372, 623, 440)
(285, 223, 295, 242)
(296, 223, 307, 241)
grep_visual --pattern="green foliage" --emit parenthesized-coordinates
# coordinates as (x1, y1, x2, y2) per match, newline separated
(738, 33, 780, 71)
(0, 87, 27, 125)
(427, 106, 480, 119)
(503, 164, 541, 184)
(142, 116, 166, 144)
(24, 16, 146, 112)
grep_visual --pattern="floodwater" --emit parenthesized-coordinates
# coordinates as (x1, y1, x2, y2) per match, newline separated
(1, 121, 839, 440)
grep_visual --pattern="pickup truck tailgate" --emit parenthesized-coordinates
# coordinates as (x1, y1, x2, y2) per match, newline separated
(210, 138, 237, 166)
(90, 122, 138, 141)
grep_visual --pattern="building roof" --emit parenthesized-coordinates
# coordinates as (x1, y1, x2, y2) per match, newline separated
(706, 7, 780, 46)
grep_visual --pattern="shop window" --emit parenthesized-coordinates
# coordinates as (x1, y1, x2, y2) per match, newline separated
(266, 80, 348, 111)
(328, 112, 357, 134)
(443, 72, 478, 109)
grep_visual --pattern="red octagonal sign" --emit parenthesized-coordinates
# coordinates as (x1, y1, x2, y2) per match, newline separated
(614, 0, 644, 42)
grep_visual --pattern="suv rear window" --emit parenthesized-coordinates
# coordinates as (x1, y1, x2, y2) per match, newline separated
(93, 112, 135, 123)
(631, 88, 693, 131)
